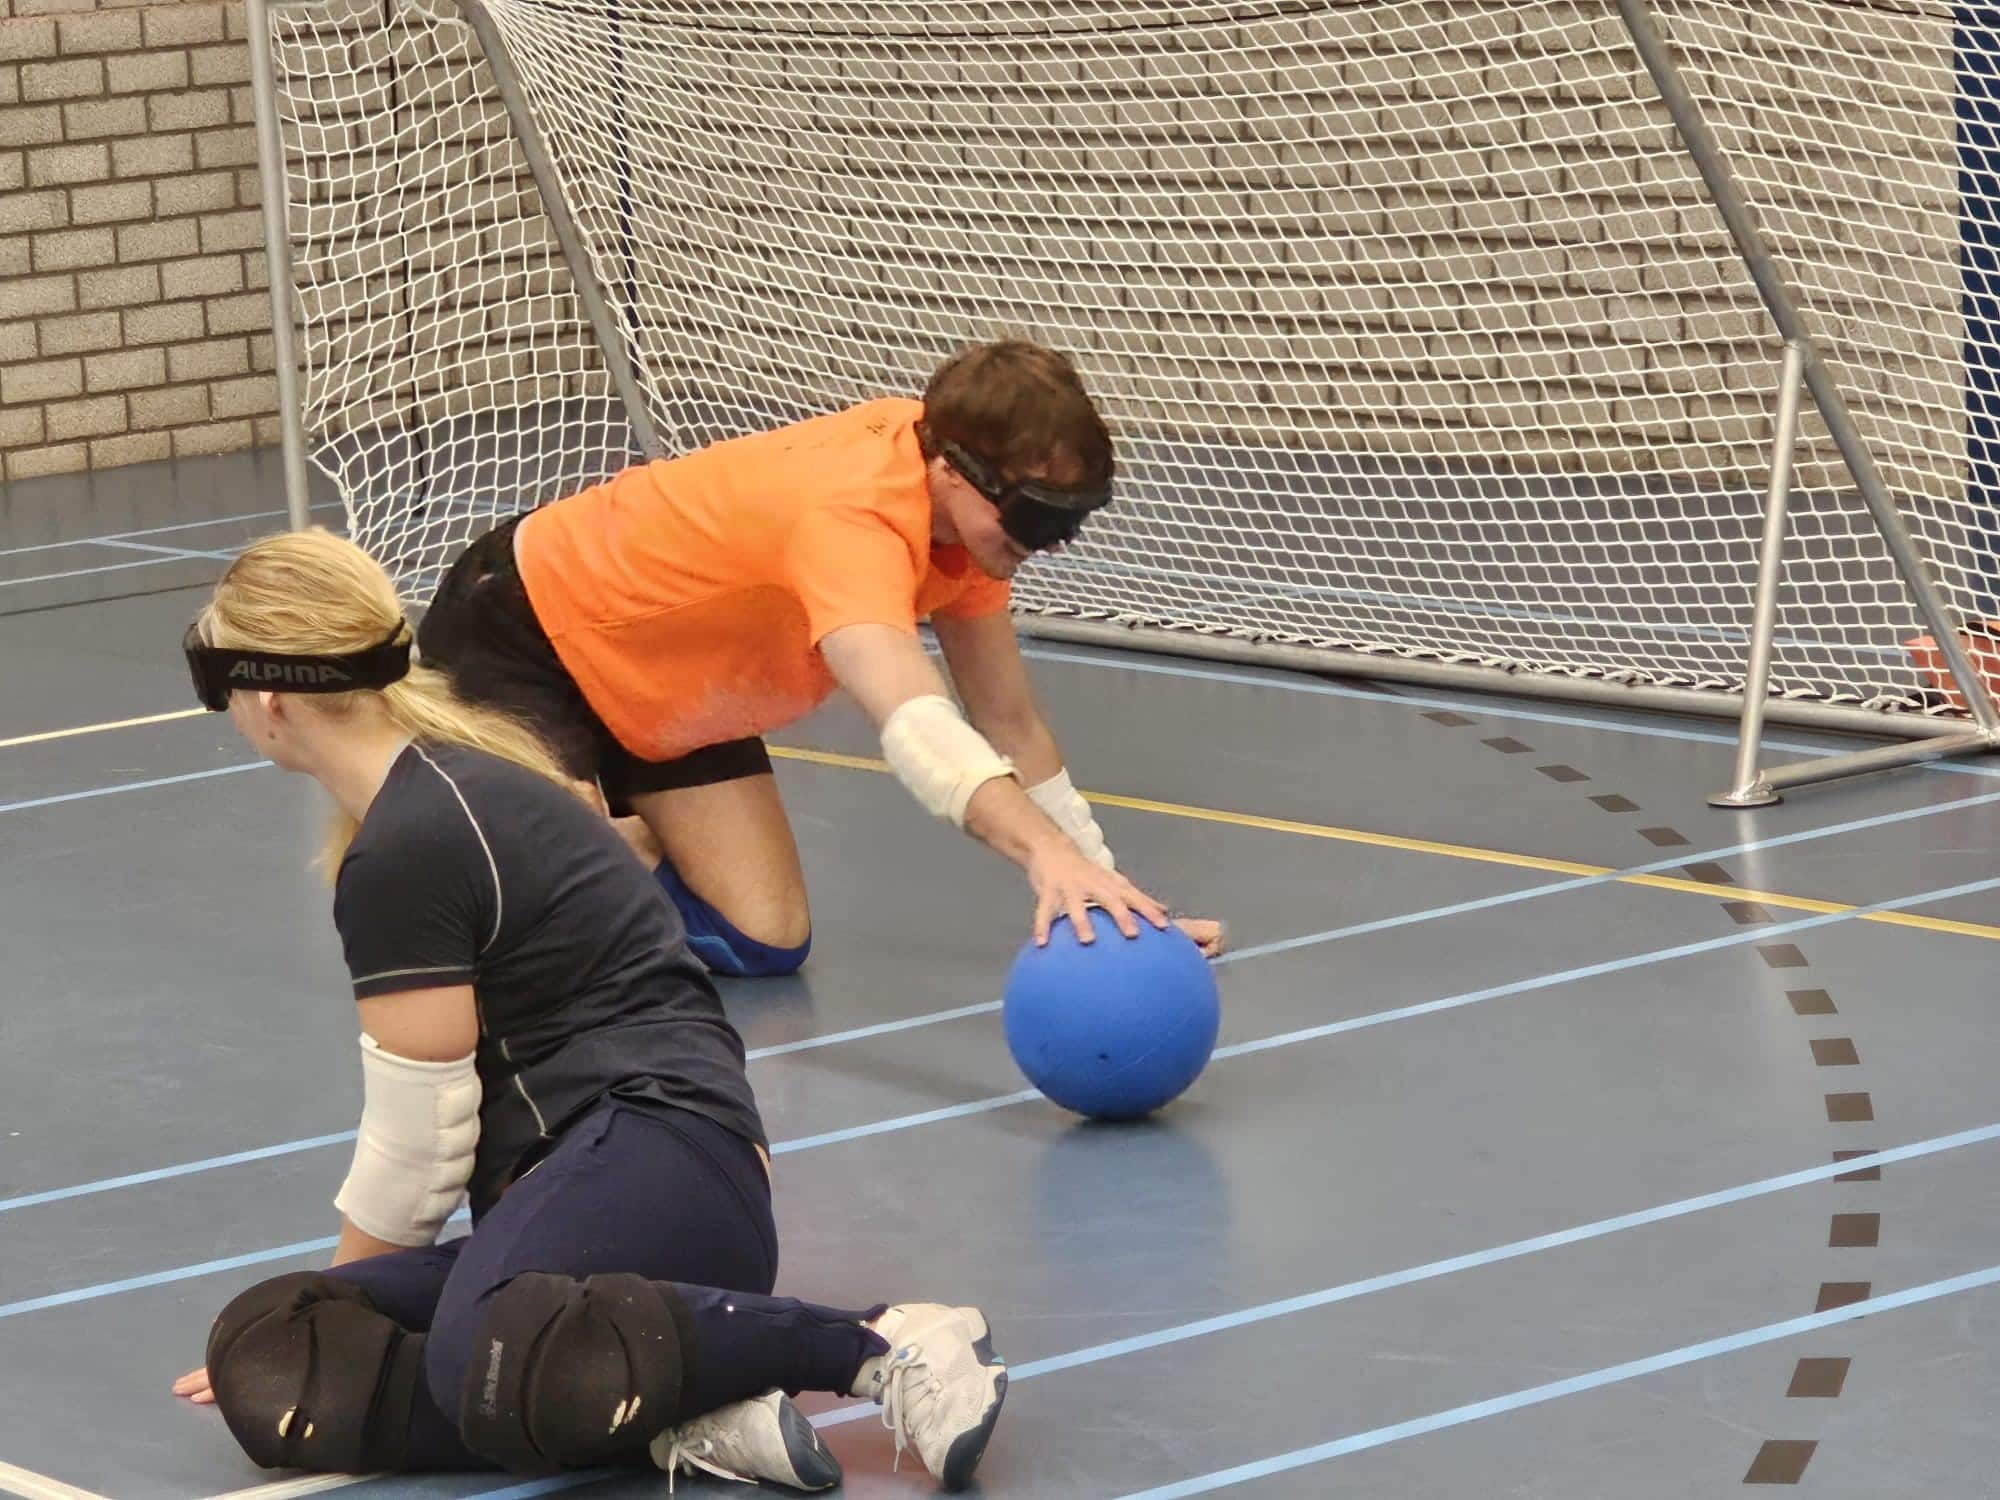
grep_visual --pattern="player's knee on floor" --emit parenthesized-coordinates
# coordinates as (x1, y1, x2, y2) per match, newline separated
(206, 1271, 426, 1471)
(457, 1272, 693, 1475)
(654, 859, 811, 977)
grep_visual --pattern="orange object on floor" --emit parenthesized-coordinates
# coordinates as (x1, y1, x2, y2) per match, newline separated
(1903, 621, 2000, 712)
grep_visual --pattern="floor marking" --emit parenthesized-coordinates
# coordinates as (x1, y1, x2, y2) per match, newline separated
(1109, 1260, 2000, 1499)
(771, 747, 2000, 943)
(15, 739, 1998, 944)
(0, 763, 262, 815)
(0, 502, 341, 560)
(0, 553, 206, 589)
(0, 1133, 360, 1215)
(0, 1460, 115, 1500)
(0, 709, 204, 749)
(194, 1476, 385, 1500)
(12, 860, 2000, 1322)
(10, 745, 2000, 1215)
(1018, 641, 2000, 778)
(91, 538, 237, 562)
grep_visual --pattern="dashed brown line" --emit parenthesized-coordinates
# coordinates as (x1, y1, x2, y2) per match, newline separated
(1745, 1441, 1817, 1484)
(1832, 1150, 1882, 1184)
(1787, 1358, 1851, 1398)
(1724, 901, 1777, 925)
(1422, 710, 1475, 726)
(1815, 1282, 1872, 1312)
(1418, 710, 1874, 1489)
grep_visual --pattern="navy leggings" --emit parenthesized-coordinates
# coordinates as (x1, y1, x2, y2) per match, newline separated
(327, 1098, 884, 1470)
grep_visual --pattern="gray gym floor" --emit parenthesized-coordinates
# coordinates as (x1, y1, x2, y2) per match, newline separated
(5, 452, 2000, 1499)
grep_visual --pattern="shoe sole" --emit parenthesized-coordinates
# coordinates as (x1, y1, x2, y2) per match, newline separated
(940, 1312, 1008, 1492)
(777, 1396, 844, 1491)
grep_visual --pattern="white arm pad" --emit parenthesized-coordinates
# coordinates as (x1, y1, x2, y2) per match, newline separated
(333, 1034, 481, 1248)
(1025, 767, 1116, 870)
(882, 694, 1016, 826)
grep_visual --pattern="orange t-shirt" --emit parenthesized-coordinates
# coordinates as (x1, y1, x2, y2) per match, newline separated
(514, 398, 1013, 763)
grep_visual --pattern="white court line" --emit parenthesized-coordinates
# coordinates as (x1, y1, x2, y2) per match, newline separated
(0, 1458, 114, 1500)
(93, 538, 239, 563)
(0, 503, 343, 560)
(195, 1477, 383, 1500)
(0, 552, 205, 589)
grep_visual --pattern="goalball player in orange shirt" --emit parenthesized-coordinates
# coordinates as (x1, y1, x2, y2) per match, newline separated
(417, 339, 1223, 976)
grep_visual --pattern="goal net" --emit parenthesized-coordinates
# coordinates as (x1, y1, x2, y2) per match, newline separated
(260, 0, 2000, 717)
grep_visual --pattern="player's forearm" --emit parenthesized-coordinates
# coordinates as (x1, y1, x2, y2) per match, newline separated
(331, 1217, 411, 1267)
(962, 775, 1075, 868)
(975, 709, 1062, 786)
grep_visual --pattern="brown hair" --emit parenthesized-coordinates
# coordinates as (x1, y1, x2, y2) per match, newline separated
(201, 527, 581, 872)
(920, 339, 1113, 486)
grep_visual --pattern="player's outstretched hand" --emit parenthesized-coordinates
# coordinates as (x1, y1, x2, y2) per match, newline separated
(173, 1365, 215, 1405)
(1173, 916, 1227, 959)
(1027, 843, 1169, 946)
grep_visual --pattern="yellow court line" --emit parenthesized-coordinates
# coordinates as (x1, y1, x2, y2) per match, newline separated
(769, 745, 2000, 945)
(0, 707, 204, 749)
(4, 721, 1992, 944)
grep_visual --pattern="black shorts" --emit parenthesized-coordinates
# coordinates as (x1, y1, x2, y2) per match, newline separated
(416, 514, 771, 813)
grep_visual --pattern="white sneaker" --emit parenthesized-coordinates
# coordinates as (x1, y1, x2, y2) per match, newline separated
(853, 1304, 1007, 1491)
(649, 1389, 842, 1493)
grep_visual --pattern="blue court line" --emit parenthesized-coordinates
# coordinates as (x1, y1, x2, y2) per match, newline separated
(0, 1005, 1026, 1218)
(9, 772, 2000, 1220)
(407, 1121, 2000, 1500)
(92, 538, 239, 563)
(0, 552, 215, 590)
(0, 501, 344, 559)
(0, 1133, 358, 1214)
(0, 763, 264, 817)
(822, 1120, 2000, 1410)
(1111, 1261, 2000, 1499)
(745, 868, 2000, 1162)
(1018, 642, 2000, 775)
(16, 860, 1996, 1325)
(0, 1237, 341, 1321)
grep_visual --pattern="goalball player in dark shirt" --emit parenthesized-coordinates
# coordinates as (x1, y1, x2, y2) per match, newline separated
(170, 529, 1007, 1492)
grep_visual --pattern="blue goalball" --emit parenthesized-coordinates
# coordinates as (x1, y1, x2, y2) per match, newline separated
(1003, 911, 1221, 1120)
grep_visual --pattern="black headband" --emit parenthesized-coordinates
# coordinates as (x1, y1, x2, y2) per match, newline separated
(916, 423, 1113, 551)
(183, 621, 412, 711)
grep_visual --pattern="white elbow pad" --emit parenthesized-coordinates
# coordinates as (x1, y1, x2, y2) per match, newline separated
(333, 1034, 481, 1247)
(882, 694, 1016, 826)
(1026, 767, 1116, 871)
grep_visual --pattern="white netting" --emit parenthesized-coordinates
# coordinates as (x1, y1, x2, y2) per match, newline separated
(264, 0, 2000, 713)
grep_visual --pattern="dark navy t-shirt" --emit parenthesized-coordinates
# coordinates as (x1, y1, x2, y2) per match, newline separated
(333, 741, 766, 1215)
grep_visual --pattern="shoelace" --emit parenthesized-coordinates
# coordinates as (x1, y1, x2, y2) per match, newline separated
(656, 1432, 756, 1495)
(878, 1349, 946, 1474)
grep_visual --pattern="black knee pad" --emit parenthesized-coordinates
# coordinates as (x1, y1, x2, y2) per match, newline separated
(458, 1272, 694, 1475)
(206, 1271, 425, 1472)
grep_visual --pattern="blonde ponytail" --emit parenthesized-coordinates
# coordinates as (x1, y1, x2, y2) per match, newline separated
(203, 528, 581, 871)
